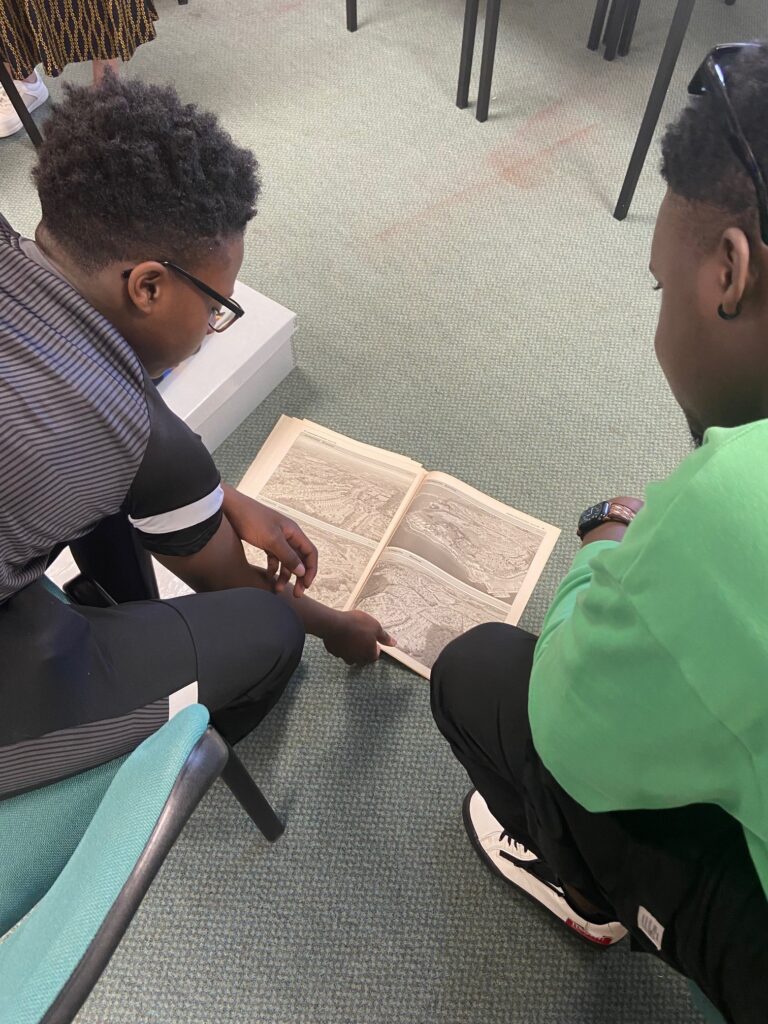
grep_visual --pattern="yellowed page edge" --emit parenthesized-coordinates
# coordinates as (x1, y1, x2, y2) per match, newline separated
(379, 644, 431, 680)
(237, 415, 305, 496)
(297, 419, 424, 476)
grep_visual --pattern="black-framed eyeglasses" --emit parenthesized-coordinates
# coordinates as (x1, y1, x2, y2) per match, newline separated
(688, 43, 768, 246)
(121, 260, 245, 333)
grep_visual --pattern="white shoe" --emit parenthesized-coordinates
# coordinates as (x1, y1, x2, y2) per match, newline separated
(0, 73, 49, 138)
(463, 789, 628, 948)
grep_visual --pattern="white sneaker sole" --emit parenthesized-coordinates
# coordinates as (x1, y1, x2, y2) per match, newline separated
(0, 84, 49, 139)
(462, 790, 627, 949)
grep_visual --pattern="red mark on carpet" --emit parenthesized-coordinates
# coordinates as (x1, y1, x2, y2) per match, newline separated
(488, 123, 597, 188)
(375, 118, 596, 241)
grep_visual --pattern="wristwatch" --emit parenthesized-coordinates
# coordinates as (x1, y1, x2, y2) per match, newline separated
(577, 501, 637, 539)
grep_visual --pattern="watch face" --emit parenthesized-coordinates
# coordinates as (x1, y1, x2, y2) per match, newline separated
(578, 502, 610, 535)
(581, 502, 607, 526)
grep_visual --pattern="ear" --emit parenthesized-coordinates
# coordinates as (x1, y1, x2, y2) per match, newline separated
(716, 227, 752, 317)
(123, 261, 171, 314)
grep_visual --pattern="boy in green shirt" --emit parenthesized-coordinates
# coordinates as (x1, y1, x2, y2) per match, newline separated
(431, 43, 768, 1024)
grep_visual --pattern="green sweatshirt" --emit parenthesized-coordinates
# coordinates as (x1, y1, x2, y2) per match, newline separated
(529, 419, 768, 899)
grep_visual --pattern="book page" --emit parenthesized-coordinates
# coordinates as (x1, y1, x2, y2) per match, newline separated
(353, 471, 560, 676)
(238, 417, 424, 609)
(353, 549, 511, 679)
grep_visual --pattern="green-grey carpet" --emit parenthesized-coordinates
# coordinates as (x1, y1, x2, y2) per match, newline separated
(3, 0, 764, 1019)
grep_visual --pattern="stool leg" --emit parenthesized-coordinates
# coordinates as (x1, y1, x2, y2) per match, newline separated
(476, 0, 501, 123)
(618, 0, 641, 57)
(457, 0, 480, 108)
(614, 0, 696, 220)
(346, 0, 357, 31)
(221, 744, 284, 842)
(603, 0, 628, 61)
(588, 0, 610, 50)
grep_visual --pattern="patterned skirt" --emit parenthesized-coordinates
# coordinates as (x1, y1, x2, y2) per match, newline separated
(0, 0, 158, 79)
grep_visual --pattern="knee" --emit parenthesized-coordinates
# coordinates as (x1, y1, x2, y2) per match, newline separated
(431, 622, 509, 728)
(431, 621, 535, 735)
(432, 622, 510, 692)
(257, 592, 305, 671)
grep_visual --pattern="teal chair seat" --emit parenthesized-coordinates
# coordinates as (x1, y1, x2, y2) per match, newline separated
(689, 981, 728, 1024)
(0, 701, 284, 1024)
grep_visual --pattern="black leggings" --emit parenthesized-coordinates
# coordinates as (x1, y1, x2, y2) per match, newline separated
(431, 622, 768, 1024)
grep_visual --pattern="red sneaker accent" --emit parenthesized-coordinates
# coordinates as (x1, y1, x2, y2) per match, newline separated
(565, 918, 614, 946)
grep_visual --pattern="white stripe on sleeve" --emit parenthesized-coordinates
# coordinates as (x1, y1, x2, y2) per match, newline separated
(128, 484, 224, 535)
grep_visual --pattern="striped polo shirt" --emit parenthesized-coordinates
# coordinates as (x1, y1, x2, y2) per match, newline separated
(0, 214, 223, 601)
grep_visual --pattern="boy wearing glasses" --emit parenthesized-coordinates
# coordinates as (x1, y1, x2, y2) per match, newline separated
(431, 44, 768, 1023)
(0, 75, 391, 797)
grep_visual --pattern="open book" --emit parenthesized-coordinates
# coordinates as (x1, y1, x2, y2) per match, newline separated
(239, 417, 560, 678)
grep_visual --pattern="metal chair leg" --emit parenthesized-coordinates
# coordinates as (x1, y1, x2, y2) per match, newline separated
(0, 62, 43, 148)
(603, 0, 629, 61)
(613, 0, 696, 220)
(475, 0, 501, 123)
(588, 0, 610, 51)
(346, 0, 357, 31)
(221, 743, 284, 842)
(457, 0, 480, 109)
(618, 0, 641, 57)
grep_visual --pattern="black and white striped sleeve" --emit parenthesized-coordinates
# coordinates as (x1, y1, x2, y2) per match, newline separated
(125, 379, 224, 557)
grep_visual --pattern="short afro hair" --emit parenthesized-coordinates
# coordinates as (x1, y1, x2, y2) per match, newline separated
(661, 42, 768, 243)
(33, 73, 260, 270)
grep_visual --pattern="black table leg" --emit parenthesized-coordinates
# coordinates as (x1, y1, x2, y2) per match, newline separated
(0, 61, 43, 147)
(475, 0, 501, 123)
(457, 0, 480, 108)
(613, 0, 696, 220)
(346, 0, 357, 31)
(603, 0, 629, 61)
(588, 0, 610, 51)
(618, 0, 641, 57)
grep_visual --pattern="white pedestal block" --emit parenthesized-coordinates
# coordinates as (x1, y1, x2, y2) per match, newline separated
(158, 278, 296, 452)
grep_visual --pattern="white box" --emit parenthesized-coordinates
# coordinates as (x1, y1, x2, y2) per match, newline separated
(158, 279, 296, 452)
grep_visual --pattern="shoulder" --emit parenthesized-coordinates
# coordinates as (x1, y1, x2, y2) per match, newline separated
(595, 419, 768, 587)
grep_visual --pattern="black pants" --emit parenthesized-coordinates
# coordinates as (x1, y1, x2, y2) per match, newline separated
(431, 623, 768, 1024)
(0, 515, 304, 799)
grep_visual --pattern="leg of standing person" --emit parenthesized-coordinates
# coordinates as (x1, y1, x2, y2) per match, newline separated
(92, 57, 120, 84)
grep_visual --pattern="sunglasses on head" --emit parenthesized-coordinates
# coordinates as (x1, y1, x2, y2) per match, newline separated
(688, 42, 768, 246)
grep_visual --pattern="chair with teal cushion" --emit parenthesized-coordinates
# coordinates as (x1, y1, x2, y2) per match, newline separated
(0, 701, 284, 1024)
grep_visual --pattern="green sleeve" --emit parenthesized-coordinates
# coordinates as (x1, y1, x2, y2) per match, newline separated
(528, 540, 737, 815)
(534, 541, 618, 658)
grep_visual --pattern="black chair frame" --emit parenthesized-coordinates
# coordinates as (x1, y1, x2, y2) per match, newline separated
(40, 727, 283, 1024)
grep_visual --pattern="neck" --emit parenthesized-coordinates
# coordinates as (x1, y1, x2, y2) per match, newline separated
(35, 224, 136, 341)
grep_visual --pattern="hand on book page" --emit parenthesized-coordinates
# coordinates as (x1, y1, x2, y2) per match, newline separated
(223, 485, 318, 597)
(323, 609, 396, 666)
